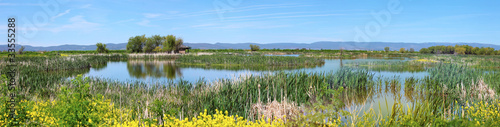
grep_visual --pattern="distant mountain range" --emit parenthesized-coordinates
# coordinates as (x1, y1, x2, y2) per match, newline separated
(2, 41, 499, 51)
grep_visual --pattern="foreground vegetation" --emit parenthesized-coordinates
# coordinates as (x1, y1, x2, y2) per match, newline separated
(1, 48, 500, 126)
(1, 61, 500, 126)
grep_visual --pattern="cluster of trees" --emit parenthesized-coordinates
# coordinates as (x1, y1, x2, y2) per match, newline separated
(96, 43, 109, 53)
(384, 47, 415, 53)
(420, 45, 500, 55)
(249, 44, 260, 51)
(126, 35, 184, 53)
(399, 48, 415, 53)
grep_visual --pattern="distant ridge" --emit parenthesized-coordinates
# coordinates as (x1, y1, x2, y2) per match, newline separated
(2, 42, 499, 51)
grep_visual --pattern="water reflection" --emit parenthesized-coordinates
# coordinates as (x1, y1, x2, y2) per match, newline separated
(86, 58, 427, 84)
(127, 60, 182, 79)
(92, 62, 108, 71)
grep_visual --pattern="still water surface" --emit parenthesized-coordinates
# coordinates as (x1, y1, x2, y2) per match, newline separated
(85, 58, 427, 83)
(84, 57, 428, 118)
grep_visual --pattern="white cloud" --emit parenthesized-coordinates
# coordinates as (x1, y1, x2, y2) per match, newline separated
(192, 22, 291, 29)
(49, 15, 101, 32)
(155, 3, 311, 20)
(51, 9, 71, 20)
(143, 13, 163, 18)
(137, 19, 154, 27)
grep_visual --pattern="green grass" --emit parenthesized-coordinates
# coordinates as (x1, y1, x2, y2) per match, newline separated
(175, 54, 325, 67)
(344, 61, 435, 72)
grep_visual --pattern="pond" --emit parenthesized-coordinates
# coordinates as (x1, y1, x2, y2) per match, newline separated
(83, 57, 430, 120)
(84, 58, 427, 83)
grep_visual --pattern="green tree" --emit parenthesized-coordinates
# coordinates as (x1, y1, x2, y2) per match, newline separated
(409, 48, 415, 53)
(163, 35, 176, 53)
(446, 46, 455, 54)
(250, 44, 260, 51)
(174, 38, 184, 53)
(399, 48, 405, 53)
(478, 48, 486, 55)
(153, 46, 162, 53)
(484, 47, 495, 55)
(151, 35, 163, 47)
(471, 47, 480, 55)
(384, 47, 390, 53)
(96, 43, 109, 53)
(127, 35, 146, 53)
(419, 48, 428, 54)
(143, 37, 156, 53)
(455, 47, 466, 55)
(17, 46, 25, 54)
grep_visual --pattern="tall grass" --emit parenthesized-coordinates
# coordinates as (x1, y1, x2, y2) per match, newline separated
(175, 54, 324, 67)
(1, 68, 377, 121)
(423, 64, 482, 92)
(345, 60, 437, 72)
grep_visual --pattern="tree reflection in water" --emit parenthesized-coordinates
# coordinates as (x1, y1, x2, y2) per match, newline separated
(127, 60, 182, 80)
(91, 62, 108, 71)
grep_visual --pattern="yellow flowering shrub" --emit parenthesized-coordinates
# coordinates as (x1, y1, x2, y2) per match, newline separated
(414, 59, 439, 63)
(162, 109, 285, 127)
(462, 100, 500, 126)
(1, 75, 285, 126)
(1, 99, 284, 127)
(0, 97, 159, 126)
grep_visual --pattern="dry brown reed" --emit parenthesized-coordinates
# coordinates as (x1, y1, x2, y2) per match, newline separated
(250, 99, 300, 122)
(457, 78, 497, 101)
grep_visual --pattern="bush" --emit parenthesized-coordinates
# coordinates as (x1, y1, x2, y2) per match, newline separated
(153, 46, 162, 53)
(250, 44, 260, 51)
(96, 43, 109, 53)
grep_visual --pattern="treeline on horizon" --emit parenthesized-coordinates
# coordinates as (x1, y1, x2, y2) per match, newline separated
(126, 34, 184, 53)
(420, 45, 500, 55)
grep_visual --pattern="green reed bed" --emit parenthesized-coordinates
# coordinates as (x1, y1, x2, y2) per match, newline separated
(177, 63, 323, 71)
(422, 64, 482, 92)
(175, 54, 325, 67)
(0, 55, 116, 90)
(483, 71, 500, 93)
(405, 63, 500, 103)
(404, 77, 419, 92)
(127, 53, 180, 59)
(346, 94, 500, 126)
(326, 68, 375, 89)
(344, 60, 437, 72)
(413, 54, 500, 70)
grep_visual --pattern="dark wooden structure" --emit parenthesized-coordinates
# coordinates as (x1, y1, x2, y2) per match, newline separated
(178, 45, 191, 54)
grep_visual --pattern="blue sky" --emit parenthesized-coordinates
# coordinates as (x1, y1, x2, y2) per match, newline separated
(1, 0, 499, 46)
